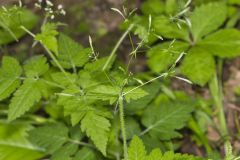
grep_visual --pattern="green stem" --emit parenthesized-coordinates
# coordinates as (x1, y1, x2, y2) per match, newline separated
(42, 45, 74, 85)
(20, 26, 74, 85)
(119, 96, 128, 159)
(102, 24, 134, 71)
(68, 138, 94, 148)
(209, 59, 229, 142)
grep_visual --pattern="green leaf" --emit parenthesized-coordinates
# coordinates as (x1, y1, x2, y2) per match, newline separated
(57, 34, 90, 69)
(141, 0, 165, 15)
(73, 147, 97, 160)
(87, 84, 148, 104)
(0, 7, 38, 45)
(128, 136, 147, 160)
(81, 111, 110, 156)
(8, 79, 42, 121)
(0, 121, 43, 160)
(60, 97, 90, 126)
(24, 56, 49, 78)
(57, 85, 92, 125)
(198, 29, 240, 58)
(0, 56, 22, 101)
(165, 0, 178, 14)
(51, 72, 77, 87)
(141, 134, 163, 152)
(125, 117, 141, 140)
(128, 136, 204, 160)
(51, 143, 78, 160)
(180, 47, 215, 86)
(229, 0, 240, 5)
(147, 41, 189, 73)
(87, 85, 119, 103)
(35, 23, 59, 55)
(123, 87, 148, 103)
(141, 101, 194, 140)
(130, 16, 156, 43)
(28, 123, 69, 154)
(190, 2, 227, 42)
(84, 56, 115, 73)
(126, 82, 161, 114)
(153, 15, 189, 41)
(146, 149, 162, 160)
(174, 153, 204, 160)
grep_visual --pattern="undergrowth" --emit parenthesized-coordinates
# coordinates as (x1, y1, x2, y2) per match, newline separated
(0, 0, 240, 160)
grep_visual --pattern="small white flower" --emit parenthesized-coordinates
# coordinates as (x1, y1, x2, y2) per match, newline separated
(34, 3, 41, 8)
(46, 0, 53, 6)
(57, 4, 63, 10)
(50, 15, 55, 19)
(18, 0, 22, 7)
(38, 0, 42, 3)
(60, 9, 66, 15)
(2, 6, 7, 12)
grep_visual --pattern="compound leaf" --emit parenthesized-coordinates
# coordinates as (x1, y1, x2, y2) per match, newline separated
(35, 23, 59, 55)
(0, 56, 22, 101)
(123, 87, 148, 103)
(153, 15, 189, 41)
(190, 2, 227, 42)
(128, 136, 147, 160)
(81, 111, 110, 156)
(180, 47, 215, 86)
(58, 34, 90, 69)
(8, 79, 42, 121)
(146, 149, 162, 160)
(198, 29, 240, 58)
(24, 56, 49, 78)
(147, 41, 189, 73)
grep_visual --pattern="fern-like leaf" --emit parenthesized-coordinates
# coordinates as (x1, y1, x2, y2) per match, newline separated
(128, 136, 204, 160)
(0, 56, 22, 101)
(81, 111, 111, 156)
(58, 33, 90, 69)
(35, 23, 59, 55)
(8, 79, 41, 121)
(128, 136, 147, 160)
(23, 56, 49, 78)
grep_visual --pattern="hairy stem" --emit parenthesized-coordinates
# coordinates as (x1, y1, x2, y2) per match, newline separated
(119, 96, 128, 159)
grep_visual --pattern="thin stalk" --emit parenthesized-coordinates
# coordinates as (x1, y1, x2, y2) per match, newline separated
(68, 139, 94, 148)
(119, 96, 128, 159)
(0, 16, 18, 41)
(209, 59, 229, 143)
(102, 24, 134, 71)
(20, 26, 74, 85)
(123, 73, 167, 96)
(42, 45, 74, 84)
